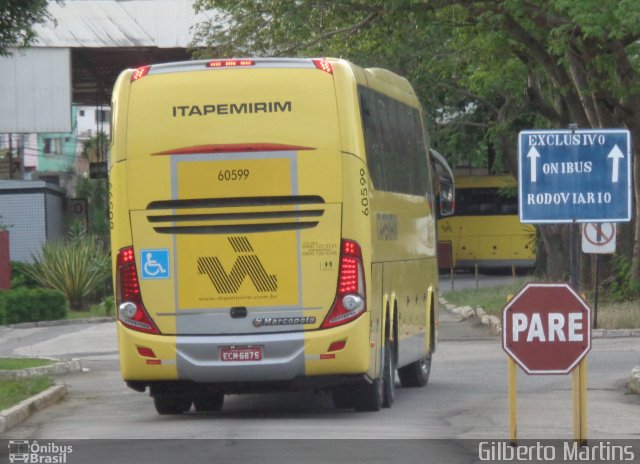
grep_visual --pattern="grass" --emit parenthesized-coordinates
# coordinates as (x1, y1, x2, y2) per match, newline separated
(0, 376, 53, 410)
(593, 300, 640, 330)
(65, 302, 113, 320)
(0, 358, 54, 370)
(443, 276, 640, 329)
(443, 276, 535, 316)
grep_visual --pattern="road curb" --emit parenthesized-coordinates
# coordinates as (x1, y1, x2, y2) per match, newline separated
(0, 359, 82, 381)
(440, 298, 502, 335)
(4, 317, 115, 329)
(0, 384, 67, 433)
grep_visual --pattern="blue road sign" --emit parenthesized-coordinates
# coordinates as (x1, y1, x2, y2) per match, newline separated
(140, 249, 170, 279)
(518, 129, 632, 223)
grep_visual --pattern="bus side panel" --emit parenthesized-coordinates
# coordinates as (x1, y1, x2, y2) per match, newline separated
(385, 259, 434, 367)
(371, 189, 436, 368)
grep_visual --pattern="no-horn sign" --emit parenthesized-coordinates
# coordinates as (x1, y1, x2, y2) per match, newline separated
(581, 222, 616, 254)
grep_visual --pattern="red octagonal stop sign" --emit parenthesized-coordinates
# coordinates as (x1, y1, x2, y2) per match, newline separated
(502, 283, 591, 375)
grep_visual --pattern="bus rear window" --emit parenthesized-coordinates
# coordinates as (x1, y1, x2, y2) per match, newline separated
(455, 187, 517, 216)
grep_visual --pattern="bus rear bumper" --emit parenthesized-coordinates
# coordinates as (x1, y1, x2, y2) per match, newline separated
(118, 314, 372, 387)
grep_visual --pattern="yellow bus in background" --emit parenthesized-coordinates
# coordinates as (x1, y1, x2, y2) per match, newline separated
(437, 175, 535, 270)
(110, 57, 454, 414)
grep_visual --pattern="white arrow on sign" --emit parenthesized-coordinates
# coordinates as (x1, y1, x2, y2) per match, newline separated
(527, 146, 541, 182)
(607, 144, 624, 183)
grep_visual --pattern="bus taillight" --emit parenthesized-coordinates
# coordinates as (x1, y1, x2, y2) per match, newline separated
(116, 247, 159, 334)
(321, 239, 366, 329)
(312, 59, 333, 74)
(131, 65, 151, 82)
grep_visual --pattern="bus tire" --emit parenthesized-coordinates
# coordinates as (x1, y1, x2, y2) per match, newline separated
(382, 341, 395, 408)
(193, 393, 224, 413)
(353, 348, 385, 412)
(398, 353, 431, 388)
(153, 394, 192, 415)
(353, 379, 383, 412)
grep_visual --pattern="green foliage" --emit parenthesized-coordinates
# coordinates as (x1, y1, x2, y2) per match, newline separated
(23, 237, 111, 311)
(0, 288, 67, 324)
(80, 132, 109, 160)
(192, 0, 640, 279)
(101, 295, 114, 317)
(9, 261, 40, 289)
(604, 255, 640, 302)
(0, 0, 50, 56)
(75, 175, 110, 236)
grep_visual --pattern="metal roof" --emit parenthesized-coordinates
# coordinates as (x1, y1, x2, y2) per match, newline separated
(33, 0, 204, 48)
(27, 1, 210, 103)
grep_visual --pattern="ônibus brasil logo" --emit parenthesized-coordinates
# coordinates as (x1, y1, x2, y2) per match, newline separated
(8, 440, 73, 464)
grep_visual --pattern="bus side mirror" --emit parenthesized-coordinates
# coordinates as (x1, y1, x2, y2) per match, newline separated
(439, 182, 455, 217)
(429, 149, 455, 218)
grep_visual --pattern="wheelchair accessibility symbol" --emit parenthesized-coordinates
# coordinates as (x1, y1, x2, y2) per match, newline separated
(140, 249, 170, 279)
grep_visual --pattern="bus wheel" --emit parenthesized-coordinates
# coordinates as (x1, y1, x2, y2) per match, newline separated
(353, 347, 385, 412)
(193, 393, 224, 413)
(398, 353, 431, 388)
(382, 341, 395, 408)
(153, 394, 192, 415)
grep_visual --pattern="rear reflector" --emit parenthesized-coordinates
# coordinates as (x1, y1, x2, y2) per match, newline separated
(137, 346, 156, 358)
(328, 340, 346, 352)
(207, 59, 256, 68)
(131, 65, 151, 82)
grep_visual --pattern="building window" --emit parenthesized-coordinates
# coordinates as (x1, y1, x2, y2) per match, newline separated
(79, 110, 85, 117)
(43, 138, 62, 155)
(95, 109, 111, 123)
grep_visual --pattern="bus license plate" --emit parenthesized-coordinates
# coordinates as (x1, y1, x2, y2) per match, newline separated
(219, 346, 263, 362)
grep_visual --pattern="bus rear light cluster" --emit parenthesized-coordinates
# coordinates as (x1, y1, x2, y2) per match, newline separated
(116, 247, 160, 334)
(321, 239, 366, 329)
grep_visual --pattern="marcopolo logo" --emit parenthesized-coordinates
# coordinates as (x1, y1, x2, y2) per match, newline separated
(197, 237, 278, 294)
(8, 440, 73, 464)
(253, 316, 316, 328)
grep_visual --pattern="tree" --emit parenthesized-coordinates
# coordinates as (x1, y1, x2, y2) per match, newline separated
(0, 0, 51, 56)
(192, 0, 640, 280)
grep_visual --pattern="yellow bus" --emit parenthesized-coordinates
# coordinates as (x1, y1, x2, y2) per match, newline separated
(437, 175, 535, 270)
(109, 57, 453, 414)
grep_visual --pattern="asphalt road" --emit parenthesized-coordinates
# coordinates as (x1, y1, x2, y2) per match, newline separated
(0, 276, 638, 463)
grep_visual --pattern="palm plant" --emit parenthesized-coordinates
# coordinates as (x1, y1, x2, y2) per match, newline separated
(25, 237, 111, 311)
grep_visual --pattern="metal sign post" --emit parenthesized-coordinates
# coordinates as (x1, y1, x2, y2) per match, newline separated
(582, 222, 617, 328)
